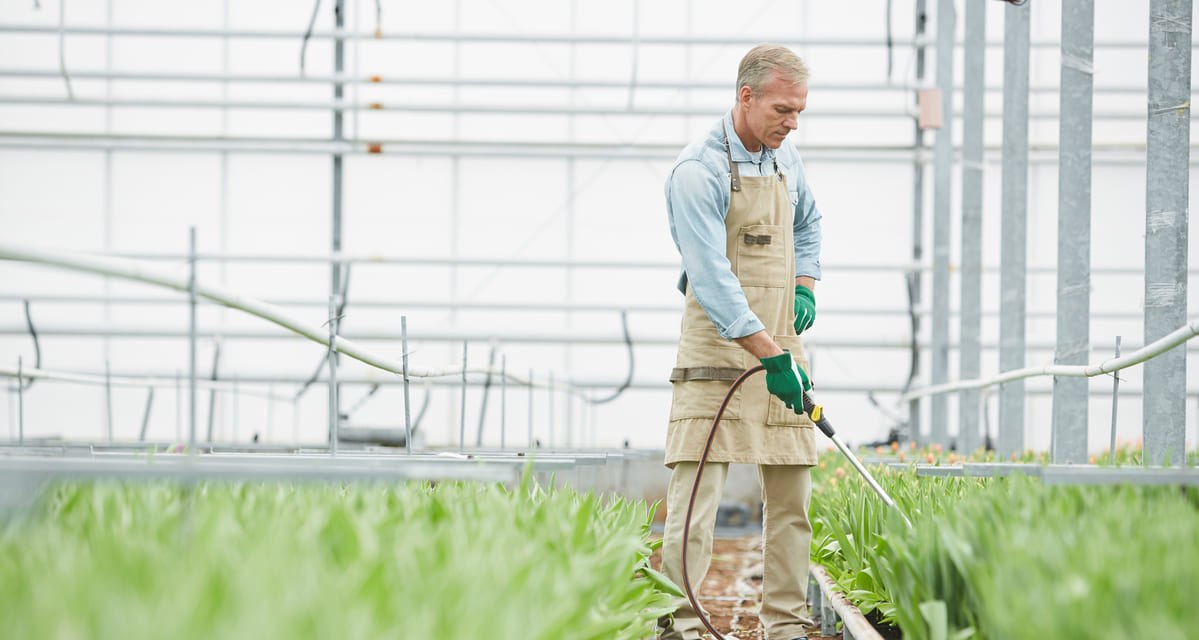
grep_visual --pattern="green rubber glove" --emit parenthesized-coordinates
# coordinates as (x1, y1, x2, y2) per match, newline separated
(760, 350, 812, 412)
(793, 284, 816, 335)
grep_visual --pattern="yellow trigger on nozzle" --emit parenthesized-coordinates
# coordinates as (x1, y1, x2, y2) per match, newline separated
(810, 405, 822, 422)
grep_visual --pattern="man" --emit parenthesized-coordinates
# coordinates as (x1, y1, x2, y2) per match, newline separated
(659, 44, 822, 640)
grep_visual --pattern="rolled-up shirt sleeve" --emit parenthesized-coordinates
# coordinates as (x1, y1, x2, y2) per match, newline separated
(667, 160, 765, 340)
(792, 158, 823, 280)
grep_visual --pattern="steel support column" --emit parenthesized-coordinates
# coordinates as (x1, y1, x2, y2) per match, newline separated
(999, 0, 1030, 457)
(1144, 0, 1191, 467)
(930, 0, 955, 446)
(1052, 0, 1094, 464)
(958, 0, 985, 454)
(908, 0, 929, 444)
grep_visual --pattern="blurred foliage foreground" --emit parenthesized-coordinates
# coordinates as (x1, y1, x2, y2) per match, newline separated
(0, 471, 677, 640)
(810, 444, 1199, 640)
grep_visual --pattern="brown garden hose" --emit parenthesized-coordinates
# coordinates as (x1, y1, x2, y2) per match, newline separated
(679, 365, 909, 640)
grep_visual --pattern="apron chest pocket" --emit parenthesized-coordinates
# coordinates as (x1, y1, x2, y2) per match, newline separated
(735, 224, 789, 287)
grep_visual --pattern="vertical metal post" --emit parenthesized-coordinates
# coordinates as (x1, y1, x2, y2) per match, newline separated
(930, 0, 955, 446)
(958, 0, 985, 455)
(16, 356, 23, 444)
(328, 295, 340, 456)
(105, 359, 114, 441)
(402, 316, 412, 455)
(139, 388, 154, 441)
(998, 0, 1030, 458)
(267, 381, 275, 442)
(188, 227, 198, 450)
(476, 342, 496, 446)
(908, 0, 929, 444)
(460, 341, 467, 453)
(1144, 0, 1191, 467)
(206, 343, 221, 442)
(528, 368, 535, 448)
(1053, 0, 1095, 464)
(175, 368, 181, 441)
(548, 370, 556, 449)
(331, 0, 346, 446)
(500, 354, 507, 450)
(232, 378, 239, 443)
(1109, 336, 1122, 466)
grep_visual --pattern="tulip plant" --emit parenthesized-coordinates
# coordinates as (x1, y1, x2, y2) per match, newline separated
(0, 473, 677, 640)
(810, 448, 1199, 640)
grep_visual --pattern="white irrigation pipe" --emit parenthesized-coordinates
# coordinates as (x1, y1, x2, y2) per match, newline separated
(0, 243, 563, 392)
(901, 317, 1199, 402)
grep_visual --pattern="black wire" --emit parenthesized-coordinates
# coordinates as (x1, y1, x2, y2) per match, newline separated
(589, 311, 634, 404)
(10, 300, 41, 391)
(293, 265, 352, 401)
(300, 0, 322, 76)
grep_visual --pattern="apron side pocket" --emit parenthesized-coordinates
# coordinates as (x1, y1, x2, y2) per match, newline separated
(669, 344, 745, 421)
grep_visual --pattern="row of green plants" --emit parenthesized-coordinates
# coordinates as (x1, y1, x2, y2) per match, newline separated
(0, 473, 679, 640)
(810, 449, 1199, 640)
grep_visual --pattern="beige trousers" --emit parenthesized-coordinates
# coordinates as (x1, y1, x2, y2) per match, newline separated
(658, 462, 814, 640)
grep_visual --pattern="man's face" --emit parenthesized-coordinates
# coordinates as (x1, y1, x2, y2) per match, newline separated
(741, 71, 808, 151)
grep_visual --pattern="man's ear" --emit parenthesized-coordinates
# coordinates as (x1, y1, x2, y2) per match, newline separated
(737, 85, 754, 108)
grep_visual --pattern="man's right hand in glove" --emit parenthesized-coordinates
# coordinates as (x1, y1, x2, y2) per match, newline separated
(759, 351, 811, 413)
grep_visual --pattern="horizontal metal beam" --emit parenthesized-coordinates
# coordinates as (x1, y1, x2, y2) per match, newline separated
(0, 68, 1160, 94)
(0, 293, 1158, 320)
(7, 365, 1199, 398)
(0, 24, 1182, 48)
(0, 133, 1190, 166)
(0, 324, 1155, 352)
(0, 95, 1156, 120)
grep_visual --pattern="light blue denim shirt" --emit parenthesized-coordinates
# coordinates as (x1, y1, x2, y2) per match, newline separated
(665, 109, 823, 340)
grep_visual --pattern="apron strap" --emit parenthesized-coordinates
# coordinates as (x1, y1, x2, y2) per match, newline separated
(670, 366, 746, 382)
(722, 122, 741, 192)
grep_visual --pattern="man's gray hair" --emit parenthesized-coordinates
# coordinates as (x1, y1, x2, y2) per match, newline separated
(735, 44, 809, 100)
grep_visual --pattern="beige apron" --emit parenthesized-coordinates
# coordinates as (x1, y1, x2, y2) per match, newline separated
(664, 125, 816, 468)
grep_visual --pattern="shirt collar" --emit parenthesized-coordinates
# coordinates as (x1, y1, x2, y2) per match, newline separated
(721, 109, 776, 165)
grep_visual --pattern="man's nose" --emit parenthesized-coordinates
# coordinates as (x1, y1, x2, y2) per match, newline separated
(784, 113, 798, 130)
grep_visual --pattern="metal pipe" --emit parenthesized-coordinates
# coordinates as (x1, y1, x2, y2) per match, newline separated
(0, 293, 1184, 317)
(188, 228, 198, 450)
(0, 68, 1163, 94)
(0, 24, 1177, 48)
(500, 354, 507, 450)
(105, 359, 114, 441)
(908, 0, 927, 446)
(929, 0, 954, 446)
(139, 387, 154, 441)
(402, 316, 412, 456)
(206, 343, 222, 442)
(0, 95, 1161, 120)
(17, 356, 23, 444)
(998, 0, 1031, 458)
(548, 370, 555, 449)
(9, 365, 1199, 398)
(528, 368, 534, 448)
(0, 324, 1171, 352)
(1052, 0, 1095, 465)
(1144, 0, 1192, 468)
(459, 341, 467, 453)
(5, 135, 1198, 165)
(1109, 336, 1122, 466)
(958, 0, 985, 454)
(329, 295, 340, 456)
(476, 343, 496, 446)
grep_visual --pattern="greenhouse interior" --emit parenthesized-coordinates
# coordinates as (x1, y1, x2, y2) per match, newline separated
(1, 1, 1196, 639)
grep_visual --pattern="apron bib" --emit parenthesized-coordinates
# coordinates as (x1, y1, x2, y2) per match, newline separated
(664, 125, 816, 467)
